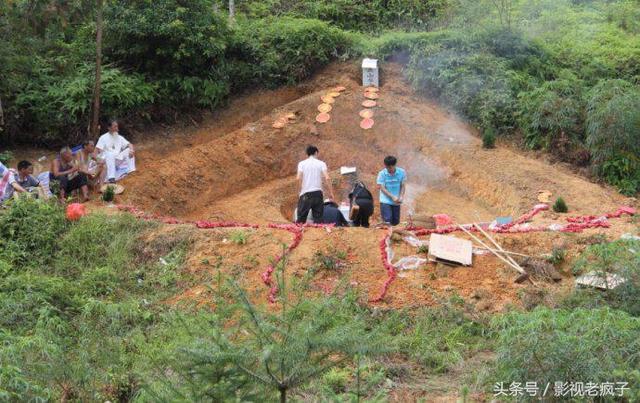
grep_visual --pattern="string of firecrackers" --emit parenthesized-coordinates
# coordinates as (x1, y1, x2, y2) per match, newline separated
(262, 222, 335, 303)
(370, 230, 396, 303)
(371, 204, 636, 303)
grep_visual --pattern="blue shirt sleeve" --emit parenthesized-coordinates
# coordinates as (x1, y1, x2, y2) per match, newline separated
(376, 170, 384, 185)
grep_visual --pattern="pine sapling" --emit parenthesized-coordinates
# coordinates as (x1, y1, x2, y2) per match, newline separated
(553, 197, 568, 213)
(482, 127, 496, 149)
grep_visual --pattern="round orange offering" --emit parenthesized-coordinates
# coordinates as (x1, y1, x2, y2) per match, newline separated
(362, 100, 377, 108)
(359, 109, 374, 119)
(284, 112, 296, 120)
(328, 92, 341, 98)
(321, 96, 335, 104)
(272, 121, 286, 129)
(334, 86, 346, 92)
(364, 92, 379, 100)
(365, 86, 379, 92)
(316, 113, 331, 123)
(317, 103, 332, 113)
(360, 118, 374, 129)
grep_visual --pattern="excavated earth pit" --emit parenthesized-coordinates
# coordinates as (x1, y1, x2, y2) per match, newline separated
(111, 62, 637, 310)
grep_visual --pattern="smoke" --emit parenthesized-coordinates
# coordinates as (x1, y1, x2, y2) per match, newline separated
(392, 145, 448, 215)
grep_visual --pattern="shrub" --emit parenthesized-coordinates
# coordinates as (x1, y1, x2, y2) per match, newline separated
(102, 185, 115, 203)
(552, 197, 568, 213)
(517, 74, 585, 150)
(229, 230, 249, 245)
(406, 49, 517, 132)
(229, 17, 354, 90)
(567, 239, 640, 316)
(491, 307, 640, 388)
(482, 127, 496, 149)
(0, 197, 67, 267)
(105, 0, 232, 109)
(586, 79, 640, 163)
(55, 213, 148, 278)
(14, 63, 156, 145)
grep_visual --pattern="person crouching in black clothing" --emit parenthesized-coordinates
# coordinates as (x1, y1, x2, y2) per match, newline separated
(322, 199, 349, 227)
(349, 181, 374, 227)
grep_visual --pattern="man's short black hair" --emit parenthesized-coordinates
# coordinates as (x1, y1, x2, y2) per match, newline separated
(306, 145, 319, 156)
(384, 155, 397, 167)
(17, 160, 32, 171)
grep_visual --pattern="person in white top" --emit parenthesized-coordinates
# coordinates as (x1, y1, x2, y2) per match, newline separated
(96, 120, 136, 183)
(296, 145, 335, 224)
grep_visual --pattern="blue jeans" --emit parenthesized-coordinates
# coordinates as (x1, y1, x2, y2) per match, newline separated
(380, 203, 401, 226)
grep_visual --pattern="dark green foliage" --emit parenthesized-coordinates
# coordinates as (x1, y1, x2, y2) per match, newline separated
(585, 79, 640, 194)
(518, 73, 585, 150)
(101, 185, 115, 202)
(232, 0, 451, 32)
(482, 127, 496, 149)
(552, 197, 568, 213)
(105, 0, 231, 109)
(0, 151, 13, 165)
(491, 307, 640, 386)
(229, 17, 353, 89)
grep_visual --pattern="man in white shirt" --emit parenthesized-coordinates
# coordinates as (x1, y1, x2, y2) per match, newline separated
(296, 145, 335, 224)
(96, 120, 136, 183)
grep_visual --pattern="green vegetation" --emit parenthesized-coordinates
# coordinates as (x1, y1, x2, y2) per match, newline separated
(482, 127, 497, 149)
(566, 239, 640, 316)
(229, 229, 249, 245)
(552, 197, 568, 213)
(101, 185, 115, 202)
(492, 307, 640, 387)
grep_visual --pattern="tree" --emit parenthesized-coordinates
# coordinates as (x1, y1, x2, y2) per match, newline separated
(229, 0, 235, 23)
(90, 0, 104, 138)
(170, 257, 388, 402)
(491, 0, 517, 29)
(0, 95, 4, 129)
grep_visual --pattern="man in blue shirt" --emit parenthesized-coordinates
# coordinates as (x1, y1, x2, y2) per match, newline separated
(376, 155, 406, 226)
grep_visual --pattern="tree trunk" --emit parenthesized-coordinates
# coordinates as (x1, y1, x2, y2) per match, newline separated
(228, 0, 235, 23)
(279, 387, 286, 403)
(0, 94, 4, 128)
(90, 0, 104, 139)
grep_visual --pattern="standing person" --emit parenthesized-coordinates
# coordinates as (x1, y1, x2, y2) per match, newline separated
(296, 145, 336, 224)
(50, 147, 89, 202)
(376, 155, 406, 226)
(96, 120, 136, 184)
(349, 181, 374, 228)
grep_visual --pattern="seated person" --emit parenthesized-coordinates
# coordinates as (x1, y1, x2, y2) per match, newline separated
(96, 120, 136, 183)
(50, 147, 89, 202)
(76, 140, 106, 190)
(0, 160, 44, 204)
(349, 181, 374, 228)
(321, 199, 349, 227)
